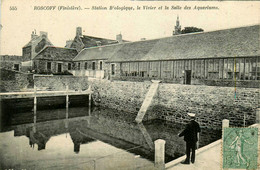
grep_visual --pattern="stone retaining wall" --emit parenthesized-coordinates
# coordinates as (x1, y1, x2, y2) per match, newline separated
(89, 79, 259, 129)
(154, 84, 259, 128)
(34, 75, 89, 91)
(0, 69, 33, 92)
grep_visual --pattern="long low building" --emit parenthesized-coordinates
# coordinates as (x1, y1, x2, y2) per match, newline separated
(73, 25, 259, 88)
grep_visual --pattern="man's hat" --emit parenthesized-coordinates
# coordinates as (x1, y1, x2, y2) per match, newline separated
(187, 113, 196, 117)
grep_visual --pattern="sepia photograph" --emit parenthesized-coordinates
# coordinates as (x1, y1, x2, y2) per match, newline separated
(0, 0, 259, 169)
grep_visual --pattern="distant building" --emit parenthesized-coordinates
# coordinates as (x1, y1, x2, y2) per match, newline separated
(22, 30, 53, 60)
(173, 16, 181, 35)
(33, 46, 78, 74)
(66, 27, 128, 52)
(0, 55, 23, 71)
(72, 44, 124, 78)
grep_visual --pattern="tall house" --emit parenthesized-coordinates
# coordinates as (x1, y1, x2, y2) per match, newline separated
(173, 16, 181, 35)
(67, 27, 128, 52)
(22, 31, 53, 60)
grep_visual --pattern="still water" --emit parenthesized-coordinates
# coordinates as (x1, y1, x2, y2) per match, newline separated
(0, 106, 221, 170)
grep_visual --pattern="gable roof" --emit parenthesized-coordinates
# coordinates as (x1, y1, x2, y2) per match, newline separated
(108, 25, 260, 63)
(73, 44, 124, 61)
(33, 46, 78, 61)
(70, 35, 128, 50)
(81, 35, 119, 47)
(23, 35, 53, 48)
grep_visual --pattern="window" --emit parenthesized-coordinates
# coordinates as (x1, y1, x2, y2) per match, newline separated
(68, 63, 71, 70)
(208, 59, 214, 72)
(78, 63, 81, 70)
(100, 61, 103, 70)
(227, 59, 234, 79)
(92, 62, 96, 70)
(85, 62, 88, 70)
(14, 64, 19, 71)
(47, 62, 51, 70)
(219, 59, 224, 79)
(111, 64, 115, 75)
(57, 63, 62, 73)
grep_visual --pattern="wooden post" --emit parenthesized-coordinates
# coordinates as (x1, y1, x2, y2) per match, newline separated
(65, 107, 69, 129)
(154, 139, 166, 169)
(88, 93, 91, 115)
(34, 86, 37, 113)
(33, 85, 37, 133)
(66, 85, 69, 108)
(88, 85, 92, 116)
(33, 113, 36, 133)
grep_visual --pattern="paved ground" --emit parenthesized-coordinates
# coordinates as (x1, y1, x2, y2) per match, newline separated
(167, 142, 221, 170)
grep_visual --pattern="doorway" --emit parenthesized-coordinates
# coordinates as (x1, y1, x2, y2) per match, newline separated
(185, 70, 191, 84)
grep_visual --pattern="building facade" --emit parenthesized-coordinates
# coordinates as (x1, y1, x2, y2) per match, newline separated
(72, 44, 124, 78)
(33, 46, 78, 74)
(22, 31, 53, 60)
(105, 25, 259, 88)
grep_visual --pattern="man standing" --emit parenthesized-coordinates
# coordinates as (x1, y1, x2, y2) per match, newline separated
(178, 113, 201, 164)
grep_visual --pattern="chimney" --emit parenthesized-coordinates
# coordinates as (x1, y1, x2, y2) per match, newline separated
(76, 27, 82, 37)
(65, 40, 73, 48)
(31, 30, 38, 39)
(40, 31, 48, 38)
(116, 33, 123, 43)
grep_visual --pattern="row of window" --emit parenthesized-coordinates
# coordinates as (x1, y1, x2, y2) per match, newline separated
(47, 62, 63, 72)
(75, 61, 103, 70)
(120, 57, 260, 80)
(46, 61, 103, 71)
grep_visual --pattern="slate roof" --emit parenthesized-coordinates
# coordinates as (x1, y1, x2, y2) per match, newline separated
(23, 36, 53, 48)
(33, 46, 78, 61)
(107, 25, 260, 62)
(73, 44, 124, 61)
(71, 35, 127, 49)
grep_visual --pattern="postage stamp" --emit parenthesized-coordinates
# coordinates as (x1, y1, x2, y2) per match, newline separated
(223, 127, 258, 169)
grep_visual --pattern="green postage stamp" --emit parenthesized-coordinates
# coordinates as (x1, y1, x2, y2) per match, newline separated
(223, 127, 258, 169)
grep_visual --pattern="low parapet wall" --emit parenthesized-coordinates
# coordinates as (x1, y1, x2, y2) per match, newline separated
(89, 79, 259, 128)
(34, 75, 89, 91)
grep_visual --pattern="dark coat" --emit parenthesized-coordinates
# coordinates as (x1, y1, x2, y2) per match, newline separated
(179, 120, 201, 143)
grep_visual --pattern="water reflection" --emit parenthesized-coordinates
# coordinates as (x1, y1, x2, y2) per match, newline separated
(0, 106, 221, 169)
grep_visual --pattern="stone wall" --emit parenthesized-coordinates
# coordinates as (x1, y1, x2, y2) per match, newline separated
(89, 79, 151, 115)
(89, 79, 259, 129)
(0, 69, 33, 92)
(154, 84, 259, 128)
(34, 60, 71, 74)
(34, 75, 89, 91)
(112, 75, 259, 88)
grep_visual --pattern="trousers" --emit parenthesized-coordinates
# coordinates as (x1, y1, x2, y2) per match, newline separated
(185, 141, 196, 163)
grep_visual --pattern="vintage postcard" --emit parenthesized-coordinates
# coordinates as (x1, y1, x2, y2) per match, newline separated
(0, 0, 259, 170)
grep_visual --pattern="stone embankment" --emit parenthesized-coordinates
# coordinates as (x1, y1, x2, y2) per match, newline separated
(88, 79, 259, 128)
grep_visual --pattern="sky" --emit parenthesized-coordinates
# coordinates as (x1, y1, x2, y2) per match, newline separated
(0, 0, 259, 55)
